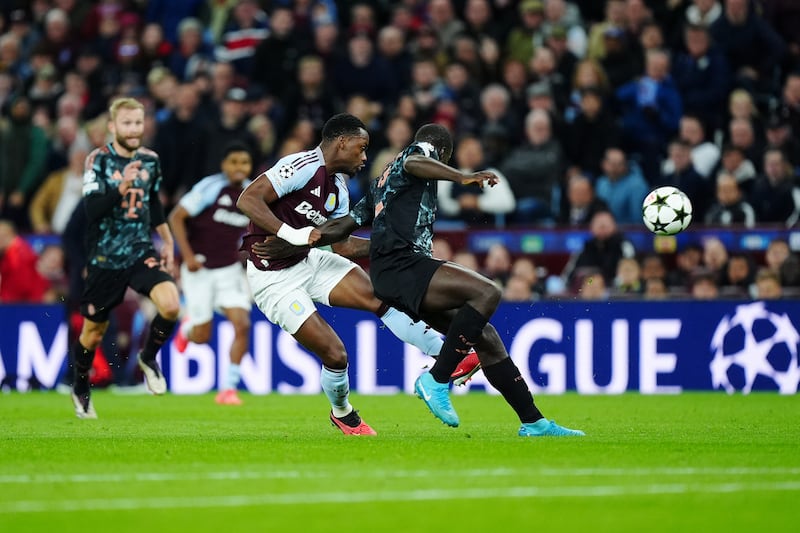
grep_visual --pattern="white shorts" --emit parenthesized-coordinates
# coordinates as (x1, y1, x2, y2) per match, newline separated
(246, 248, 357, 334)
(181, 262, 252, 325)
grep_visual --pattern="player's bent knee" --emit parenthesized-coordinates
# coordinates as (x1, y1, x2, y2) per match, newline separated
(322, 348, 348, 370)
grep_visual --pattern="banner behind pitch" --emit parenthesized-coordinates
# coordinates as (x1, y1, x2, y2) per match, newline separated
(1, 301, 797, 394)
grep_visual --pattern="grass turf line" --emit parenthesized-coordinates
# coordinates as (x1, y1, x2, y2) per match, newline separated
(1, 392, 798, 532)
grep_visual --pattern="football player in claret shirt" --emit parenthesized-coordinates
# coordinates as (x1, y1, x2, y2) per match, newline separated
(237, 113, 473, 435)
(169, 142, 254, 406)
(71, 97, 180, 418)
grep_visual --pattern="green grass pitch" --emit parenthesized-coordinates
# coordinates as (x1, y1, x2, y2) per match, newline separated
(1, 391, 798, 532)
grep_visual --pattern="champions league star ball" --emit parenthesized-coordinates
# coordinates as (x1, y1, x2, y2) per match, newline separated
(641, 186, 693, 235)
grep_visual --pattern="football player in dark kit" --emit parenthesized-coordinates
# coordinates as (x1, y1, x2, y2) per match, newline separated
(291, 124, 584, 437)
(71, 97, 180, 418)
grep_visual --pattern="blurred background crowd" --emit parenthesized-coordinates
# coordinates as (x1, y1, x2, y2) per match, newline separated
(0, 0, 799, 320)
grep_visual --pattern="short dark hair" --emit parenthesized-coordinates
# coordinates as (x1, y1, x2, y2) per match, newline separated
(414, 123, 453, 160)
(321, 113, 367, 143)
(221, 140, 252, 161)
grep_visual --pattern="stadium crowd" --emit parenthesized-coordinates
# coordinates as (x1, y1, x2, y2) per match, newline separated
(0, 0, 799, 316)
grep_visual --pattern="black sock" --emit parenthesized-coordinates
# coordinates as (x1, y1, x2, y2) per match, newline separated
(482, 357, 544, 423)
(430, 304, 487, 383)
(141, 314, 177, 363)
(71, 341, 95, 396)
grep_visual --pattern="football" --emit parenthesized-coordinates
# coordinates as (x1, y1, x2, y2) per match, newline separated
(641, 186, 693, 235)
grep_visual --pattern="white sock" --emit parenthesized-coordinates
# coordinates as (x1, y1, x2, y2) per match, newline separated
(226, 363, 241, 390)
(321, 366, 352, 418)
(380, 307, 443, 356)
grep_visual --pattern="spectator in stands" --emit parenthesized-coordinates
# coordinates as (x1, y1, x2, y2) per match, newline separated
(215, 0, 268, 77)
(777, 72, 800, 135)
(409, 56, 448, 124)
(481, 242, 513, 288)
(462, 0, 506, 44)
(728, 114, 764, 175)
(600, 25, 639, 90)
(587, 0, 626, 60)
(749, 148, 800, 226)
(0, 219, 49, 303)
(690, 268, 720, 299)
(616, 48, 683, 182)
(427, 0, 466, 51)
(528, 47, 569, 112)
(612, 256, 644, 296)
(201, 86, 257, 176)
(765, 112, 800, 170)
(543, 0, 587, 59)
(717, 144, 757, 192)
(510, 256, 546, 299)
(720, 252, 754, 296)
(168, 17, 213, 82)
(754, 267, 783, 299)
(28, 144, 88, 235)
(702, 236, 729, 282)
(659, 138, 712, 220)
(377, 25, 413, 92)
(686, 0, 723, 27)
(672, 23, 730, 132)
(505, 0, 546, 65)
(558, 173, 609, 227)
(438, 135, 515, 226)
(705, 171, 757, 227)
(725, 89, 766, 153)
(503, 275, 534, 302)
(565, 86, 620, 178)
(644, 276, 668, 299)
(333, 32, 396, 114)
(544, 24, 580, 88)
(37, 243, 68, 304)
(564, 209, 636, 285)
(0, 94, 49, 230)
(501, 109, 564, 223)
(764, 238, 800, 287)
(282, 55, 337, 140)
(640, 252, 667, 282)
(667, 242, 703, 289)
(565, 58, 610, 123)
(710, 0, 785, 96)
(369, 115, 413, 180)
(575, 267, 609, 300)
(252, 7, 309, 102)
(153, 82, 208, 204)
(524, 81, 567, 144)
(478, 83, 521, 145)
(441, 60, 482, 136)
(595, 147, 649, 225)
(672, 114, 720, 178)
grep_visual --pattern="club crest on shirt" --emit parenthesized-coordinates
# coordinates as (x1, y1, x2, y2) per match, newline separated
(325, 193, 336, 212)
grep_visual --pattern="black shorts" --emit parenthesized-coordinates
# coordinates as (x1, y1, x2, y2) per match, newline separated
(81, 253, 174, 322)
(370, 251, 444, 320)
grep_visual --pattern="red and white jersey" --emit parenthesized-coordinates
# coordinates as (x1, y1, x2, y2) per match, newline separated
(241, 147, 350, 271)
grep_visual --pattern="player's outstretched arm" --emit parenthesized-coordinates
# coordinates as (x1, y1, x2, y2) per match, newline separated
(168, 205, 202, 272)
(403, 155, 499, 188)
(330, 235, 370, 259)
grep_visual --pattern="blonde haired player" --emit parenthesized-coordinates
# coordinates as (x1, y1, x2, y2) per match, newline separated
(71, 97, 180, 418)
